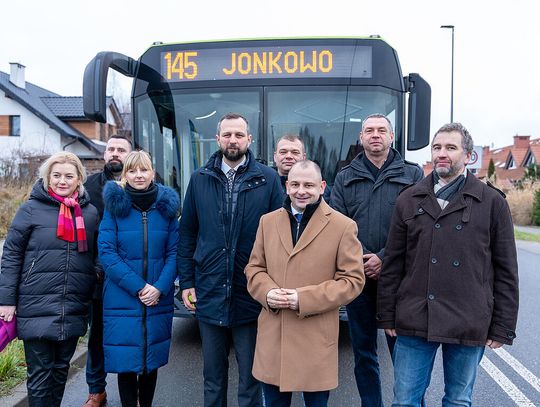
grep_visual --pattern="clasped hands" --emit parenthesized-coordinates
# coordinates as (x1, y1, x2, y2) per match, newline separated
(139, 284, 161, 306)
(267, 288, 298, 311)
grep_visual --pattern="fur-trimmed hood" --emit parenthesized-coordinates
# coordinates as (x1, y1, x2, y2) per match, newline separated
(103, 181, 180, 219)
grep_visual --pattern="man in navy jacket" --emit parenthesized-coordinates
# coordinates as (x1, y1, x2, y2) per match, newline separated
(178, 113, 282, 407)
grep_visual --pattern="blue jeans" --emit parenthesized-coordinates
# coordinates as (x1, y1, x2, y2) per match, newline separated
(347, 291, 384, 407)
(392, 335, 485, 407)
(198, 320, 262, 407)
(86, 298, 107, 393)
(262, 383, 330, 407)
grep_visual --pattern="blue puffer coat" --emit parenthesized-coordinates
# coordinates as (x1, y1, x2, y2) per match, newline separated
(98, 182, 179, 374)
(178, 150, 283, 327)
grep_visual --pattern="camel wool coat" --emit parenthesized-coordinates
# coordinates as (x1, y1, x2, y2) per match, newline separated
(245, 199, 365, 392)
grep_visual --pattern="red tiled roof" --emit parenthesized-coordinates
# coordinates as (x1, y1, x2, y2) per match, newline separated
(512, 148, 530, 167)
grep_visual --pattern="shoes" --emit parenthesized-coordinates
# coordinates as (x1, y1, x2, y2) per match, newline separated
(83, 391, 107, 407)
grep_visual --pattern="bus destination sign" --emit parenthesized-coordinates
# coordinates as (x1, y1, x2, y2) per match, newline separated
(160, 45, 372, 82)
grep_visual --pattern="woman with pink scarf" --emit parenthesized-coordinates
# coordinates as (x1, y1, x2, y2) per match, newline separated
(0, 152, 99, 407)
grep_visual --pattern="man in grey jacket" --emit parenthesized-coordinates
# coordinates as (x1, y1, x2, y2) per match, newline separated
(330, 113, 423, 407)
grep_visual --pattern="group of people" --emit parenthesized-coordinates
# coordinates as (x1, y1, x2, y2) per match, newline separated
(0, 111, 518, 407)
(0, 136, 179, 407)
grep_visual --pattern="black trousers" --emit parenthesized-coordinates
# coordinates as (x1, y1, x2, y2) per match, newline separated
(86, 298, 107, 393)
(117, 369, 158, 407)
(198, 320, 262, 407)
(23, 337, 79, 407)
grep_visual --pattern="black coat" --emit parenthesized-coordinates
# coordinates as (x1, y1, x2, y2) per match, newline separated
(0, 180, 99, 341)
(85, 166, 116, 218)
(178, 150, 283, 327)
(84, 167, 115, 298)
(377, 172, 519, 346)
(330, 149, 423, 294)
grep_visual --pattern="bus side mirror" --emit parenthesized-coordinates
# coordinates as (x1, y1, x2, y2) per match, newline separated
(83, 52, 137, 123)
(405, 73, 431, 151)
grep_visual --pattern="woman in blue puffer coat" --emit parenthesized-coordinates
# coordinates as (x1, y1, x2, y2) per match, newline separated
(98, 150, 179, 407)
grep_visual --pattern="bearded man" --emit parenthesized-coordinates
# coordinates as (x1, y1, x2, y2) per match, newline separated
(377, 122, 519, 406)
(178, 113, 282, 407)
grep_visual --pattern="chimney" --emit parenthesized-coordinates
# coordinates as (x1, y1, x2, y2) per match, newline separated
(9, 62, 26, 89)
(513, 135, 530, 149)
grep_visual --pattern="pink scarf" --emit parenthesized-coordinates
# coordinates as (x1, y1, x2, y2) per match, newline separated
(48, 188, 88, 252)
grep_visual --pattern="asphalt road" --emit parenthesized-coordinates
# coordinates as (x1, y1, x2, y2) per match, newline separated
(26, 241, 540, 406)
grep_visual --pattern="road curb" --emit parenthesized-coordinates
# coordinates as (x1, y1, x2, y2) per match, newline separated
(1, 342, 88, 407)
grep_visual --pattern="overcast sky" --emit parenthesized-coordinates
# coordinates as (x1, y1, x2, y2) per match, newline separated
(2, 0, 539, 164)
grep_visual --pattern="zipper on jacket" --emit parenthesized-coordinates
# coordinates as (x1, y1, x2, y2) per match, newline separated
(142, 211, 149, 373)
(24, 258, 37, 284)
(295, 220, 301, 243)
(61, 243, 70, 340)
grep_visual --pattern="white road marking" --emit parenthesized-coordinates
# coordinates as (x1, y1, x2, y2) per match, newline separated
(480, 355, 536, 406)
(493, 348, 540, 394)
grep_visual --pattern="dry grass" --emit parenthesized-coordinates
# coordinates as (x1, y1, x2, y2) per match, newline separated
(505, 182, 539, 226)
(0, 183, 32, 238)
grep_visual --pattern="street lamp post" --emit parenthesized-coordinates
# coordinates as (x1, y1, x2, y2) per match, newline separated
(441, 25, 454, 123)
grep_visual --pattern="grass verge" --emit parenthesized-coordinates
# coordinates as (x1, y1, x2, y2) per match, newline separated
(514, 229, 540, 243)
(0, 340, 26, 396)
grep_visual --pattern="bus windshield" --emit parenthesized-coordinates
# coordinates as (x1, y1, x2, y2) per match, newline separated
(135, 85, 400, 200)
(83, 37, 431, 205)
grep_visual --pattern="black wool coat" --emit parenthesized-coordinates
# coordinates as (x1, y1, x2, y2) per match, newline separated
(377, 172, 519, 346)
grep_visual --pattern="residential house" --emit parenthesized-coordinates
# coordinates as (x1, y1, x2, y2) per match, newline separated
(0, 62, 124, 173)
(476, 135, 540, 187)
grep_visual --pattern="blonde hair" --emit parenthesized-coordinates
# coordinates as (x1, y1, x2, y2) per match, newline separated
(120, 150, 154, 187)
(39, 151, 87, 194)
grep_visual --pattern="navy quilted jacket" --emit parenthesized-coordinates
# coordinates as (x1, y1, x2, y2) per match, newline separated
(178, 150, 283, 327)
(0, 179, 98, 341)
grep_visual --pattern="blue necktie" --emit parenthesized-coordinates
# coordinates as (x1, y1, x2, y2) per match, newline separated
(295, 213, 302, 223)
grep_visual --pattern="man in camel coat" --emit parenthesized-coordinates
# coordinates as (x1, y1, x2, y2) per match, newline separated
(245, 160, 365, 407)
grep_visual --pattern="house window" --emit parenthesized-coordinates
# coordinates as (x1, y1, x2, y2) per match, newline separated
(507, 157, 516, 169)
(0, 115, 21, 136)
(524, 152, 536, 167)
(10, 116, 20, 137)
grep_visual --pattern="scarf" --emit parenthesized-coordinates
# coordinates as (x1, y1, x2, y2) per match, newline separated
(48, 188, 88, 252)
(433, 171, 466, 209)
(125, 182, 158, 212)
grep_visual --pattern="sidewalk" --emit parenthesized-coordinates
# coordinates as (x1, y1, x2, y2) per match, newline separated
(514, 224, 540, 235)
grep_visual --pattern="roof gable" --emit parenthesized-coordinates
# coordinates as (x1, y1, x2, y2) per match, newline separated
(0, 70, 101, 154)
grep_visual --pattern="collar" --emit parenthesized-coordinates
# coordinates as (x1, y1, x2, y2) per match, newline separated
(221, 155, 247, 174)
(435, 167, 468, 187)
(349, 148, 404, 176)
(291, 205, 302, 216)
(414, 170, 483, 201)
